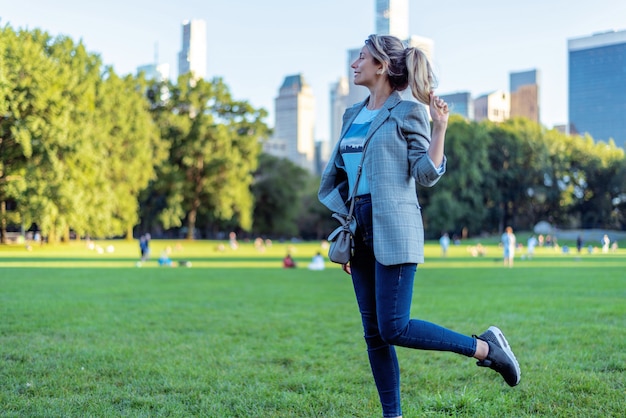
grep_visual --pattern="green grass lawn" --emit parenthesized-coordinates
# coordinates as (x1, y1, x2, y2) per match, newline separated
(1, 239, 625, 417)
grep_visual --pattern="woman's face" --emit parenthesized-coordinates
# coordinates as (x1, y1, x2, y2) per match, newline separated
(351, 45, 382, 87)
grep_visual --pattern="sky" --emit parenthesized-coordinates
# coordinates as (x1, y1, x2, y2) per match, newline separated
(3, 0, 626, 142)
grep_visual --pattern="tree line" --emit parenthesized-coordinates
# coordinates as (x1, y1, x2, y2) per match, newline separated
(2, 26, 625, 244)
(420, 115, 626, 238)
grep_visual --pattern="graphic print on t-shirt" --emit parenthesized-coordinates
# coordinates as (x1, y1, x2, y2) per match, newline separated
(340, 107, 380, 196)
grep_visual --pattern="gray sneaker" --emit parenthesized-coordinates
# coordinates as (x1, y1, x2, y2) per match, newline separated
(475, 326, 521, 386)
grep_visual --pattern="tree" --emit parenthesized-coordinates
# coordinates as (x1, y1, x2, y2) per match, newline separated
(149, 75, 269, 239)
(0, 26, 28, 242)
(296, 175, 338, 241)
(251, 153, 308, 238)
(421, 116, 492, 238)
(571, 136, 626, 229)
(88, 70, 164, 239)
(484, 120, 539, 232)
(530, 128, 573, 228)
(1, 26, 164, 242)
(499, 117, 552, 230)
(0, 28, 88, 242)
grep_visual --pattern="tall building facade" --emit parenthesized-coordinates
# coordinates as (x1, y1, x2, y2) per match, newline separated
(376, 0, 409, 40)
(178, 19, 207, 80)
(329, 77, 350, 150)
(568, 30, 626, 148)
(474, 91, 510, 122)
(509, 69, 540, 123)
(269, 74, 316, 172)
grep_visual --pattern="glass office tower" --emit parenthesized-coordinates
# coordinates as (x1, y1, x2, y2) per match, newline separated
(568, 30, 626, 148)
(375, 0, 409, 40)
(510, 69, 540, 124)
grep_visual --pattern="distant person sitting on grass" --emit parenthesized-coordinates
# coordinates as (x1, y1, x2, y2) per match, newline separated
(307, 252, 325, 271)
(283, 254, 296, 268)
(158, 247, 173, 267)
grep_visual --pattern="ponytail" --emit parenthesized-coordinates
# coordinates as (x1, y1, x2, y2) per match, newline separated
(405, 47, 436, 105)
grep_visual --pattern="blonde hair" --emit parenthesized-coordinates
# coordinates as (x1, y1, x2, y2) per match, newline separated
(364, 34, 437, 105)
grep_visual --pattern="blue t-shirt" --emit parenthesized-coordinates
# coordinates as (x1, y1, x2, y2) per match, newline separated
(340, 107, 380, 197)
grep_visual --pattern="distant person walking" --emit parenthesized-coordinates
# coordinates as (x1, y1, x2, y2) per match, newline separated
(139, 234, 151, 262)
(439, 232, 451, 257)
(502, 227, 516, 267)
(601, 234, 610, 253)
(526, 235, 538, 259)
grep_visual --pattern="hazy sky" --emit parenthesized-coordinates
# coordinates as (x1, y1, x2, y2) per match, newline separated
(3, 1, 626, 141)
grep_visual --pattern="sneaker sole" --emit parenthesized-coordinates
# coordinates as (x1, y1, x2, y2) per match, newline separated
(487, 326, 521, 385)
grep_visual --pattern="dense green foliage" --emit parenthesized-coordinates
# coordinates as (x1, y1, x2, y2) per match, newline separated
(251, 153, 309, 237)
(1, 240, 624, 417)
(0, 26, 163, 243)
(420, 115, 626, 238)
(145, 74, 269, 239)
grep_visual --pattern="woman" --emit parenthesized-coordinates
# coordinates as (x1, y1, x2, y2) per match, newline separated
(318, 34, 520, 417)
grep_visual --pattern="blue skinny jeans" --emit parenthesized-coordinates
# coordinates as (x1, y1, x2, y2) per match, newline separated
(350, 195, 477, 417)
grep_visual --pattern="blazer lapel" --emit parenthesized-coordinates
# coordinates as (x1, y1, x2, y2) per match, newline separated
(339, 91, 403, 144)
(363, 92, 402, 143)
(339, 101, 366, 140)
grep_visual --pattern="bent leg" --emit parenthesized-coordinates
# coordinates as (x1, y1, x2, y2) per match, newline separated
(375, 262, 477, 357)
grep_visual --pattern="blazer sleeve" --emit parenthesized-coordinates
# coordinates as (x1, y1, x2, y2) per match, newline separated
(318, 141, 350, 216)
(401, 102, 447, 187)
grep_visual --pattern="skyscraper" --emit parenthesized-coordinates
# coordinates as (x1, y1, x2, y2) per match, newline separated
(329, 77, 350, 150)
(270, 74, 316, 172)
(568, 30, 626, 148)
(474, 91, 510, 123)
(376, 0, 409, 40)
(178, 19, 207, 80)
(509, 69, 540, 124)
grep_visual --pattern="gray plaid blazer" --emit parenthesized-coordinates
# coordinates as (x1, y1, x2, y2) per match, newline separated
(318, 91, 446, 265)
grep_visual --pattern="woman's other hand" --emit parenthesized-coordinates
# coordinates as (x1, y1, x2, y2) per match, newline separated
(342, 262, 352, 275)
(429, 92, 449, 125)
